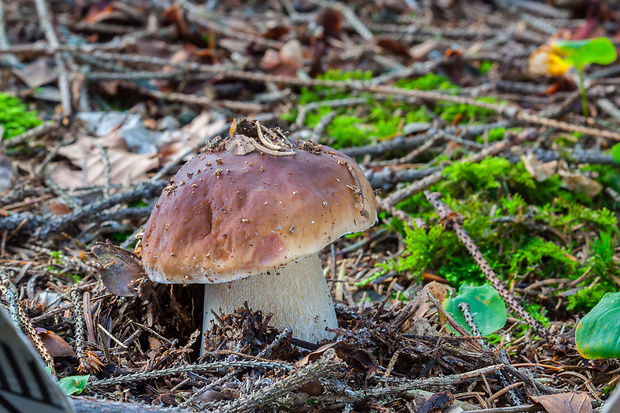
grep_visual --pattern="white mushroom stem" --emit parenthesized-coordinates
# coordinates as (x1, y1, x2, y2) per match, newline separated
(202, 254, 337, 348)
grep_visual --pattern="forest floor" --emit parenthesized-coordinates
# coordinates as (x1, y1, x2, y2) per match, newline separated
(1, 0, 620, 412)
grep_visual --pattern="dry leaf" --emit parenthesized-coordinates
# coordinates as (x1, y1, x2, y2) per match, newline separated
(296, 342, 339, 368)
(50, 132, 158, 188)
(259, 39, 303, 76)
(225, 135, 256, 155)
(35, 327, 76, 358)
(531, 392, 593, 413)
(522, 153, 602, 197)
(376, 38, 411, 58)
(522, 153, 560, 182)
(91, 240, 149, 297)
(414, 281, 450, 320)
(558, 170, 603, 198)
(14, 58, 60, 88)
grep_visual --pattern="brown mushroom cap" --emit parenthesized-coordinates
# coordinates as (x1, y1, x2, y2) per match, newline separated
(141, 134, 376, 284)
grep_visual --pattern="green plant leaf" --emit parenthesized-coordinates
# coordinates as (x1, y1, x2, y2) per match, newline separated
(554, 38, 617, 70)
(58, 374, 89, 395)
(444, 284, 507, 336)
(612, 143, 620, 164)
(575, 292, 620, 359)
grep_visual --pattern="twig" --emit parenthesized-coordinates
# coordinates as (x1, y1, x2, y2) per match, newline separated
(345, 364, 504, 401)
(465, 405, 543, 413)
(181, 1, 284, 49)
(0, 272, 20, 326)
(424, 191, 551, 341)
(459, 303, 524, 406)
(181, 328, 293, 408)
(89, 360, 294, 388)
(71, 286, 89, 372)
(75, 51, 620, 139)
(94, 143, 111, 199)
(2, 121, 58, 148)
(597, 98, 620, 124)
(33, 0, 72, 117)
(33, 181, 166, 238)
(215, 349, 344, 413)
(45, 177, 82, 210)
(0, 0, 20, 68)
(70, 396, 195, 413)
(0, 272, 55, 374)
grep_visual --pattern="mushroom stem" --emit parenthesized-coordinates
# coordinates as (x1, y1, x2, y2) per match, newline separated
(201, 254, 337, 350)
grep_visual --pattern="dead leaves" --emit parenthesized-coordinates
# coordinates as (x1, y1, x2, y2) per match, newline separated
(49, 112, 225, 188)
(90, 240, 150, 298)
(259, 39, 303, 76)
(522, 153, 602, 198)
(531, 392, 593, 413)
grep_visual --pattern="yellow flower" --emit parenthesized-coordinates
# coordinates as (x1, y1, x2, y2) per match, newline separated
(528, 45, 571, 76)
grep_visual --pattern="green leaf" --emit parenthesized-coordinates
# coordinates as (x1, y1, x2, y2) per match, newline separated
(575, 292, 620, 359)
(444, 284, 507, 336)
(554, 38, 617, 70)
(612, 143, 620, 164)
(57, 375, 89, 395)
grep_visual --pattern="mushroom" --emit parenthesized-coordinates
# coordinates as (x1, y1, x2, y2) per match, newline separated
(141, 119, 376, 347)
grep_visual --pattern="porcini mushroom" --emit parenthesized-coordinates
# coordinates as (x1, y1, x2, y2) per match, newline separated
(141, 119, 376, 347)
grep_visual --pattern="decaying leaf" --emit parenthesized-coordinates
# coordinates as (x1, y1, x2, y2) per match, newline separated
(35, 327, 76, 358)
(260, 39, 303, 76)
(50, 132, 159, 188)
(522, 153, 602, 197)
(91, 240, 149, 297)
(296, 342, 339, 368)
(225, 135, 256, 155)
(14, 58, 60, 88)
(531, 392, 593, 413)
(397, 281, 450, 333)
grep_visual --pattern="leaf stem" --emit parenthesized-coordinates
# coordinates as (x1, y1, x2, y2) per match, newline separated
(579, 68, 589, 118)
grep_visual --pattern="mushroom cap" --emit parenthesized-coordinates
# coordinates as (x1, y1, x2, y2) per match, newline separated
(141, 130, 376, 284)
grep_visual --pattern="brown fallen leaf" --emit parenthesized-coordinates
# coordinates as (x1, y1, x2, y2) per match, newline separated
(296, 342, 339, 368)
(522, 153, 602, 197)
(91, 240, 150, 298)
(259, 39, 303, 76)
(531, 392, 593, 413)
(50, 132, 158, 188)
(35, 327, 76, 358)
(522, 153, 560, 182)
(14, 58, 60, 88)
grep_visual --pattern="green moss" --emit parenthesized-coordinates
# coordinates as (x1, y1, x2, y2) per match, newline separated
(396, 73, 456, 91)
(438, 97, 500, 123)
(478, 61, 495, 75)
(282, 71, 504, 149)
(377, 154, 616, 313)
(0, 93, 42, 139)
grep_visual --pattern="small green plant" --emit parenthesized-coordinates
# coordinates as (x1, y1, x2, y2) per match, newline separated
(45, 368, 89, 396)
(530, 38, 617, 117)
(554, 38, 616, 116)
(444, 283, 507, 336)
(0, 93, 42, 139)
(58, 374, 90, 395)
(575, 292, 620, 359)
